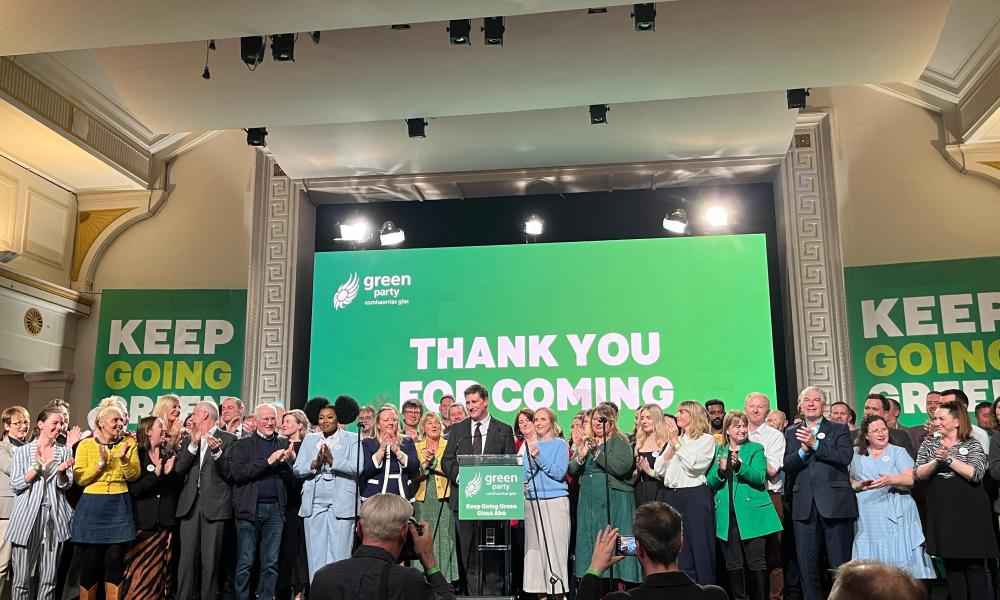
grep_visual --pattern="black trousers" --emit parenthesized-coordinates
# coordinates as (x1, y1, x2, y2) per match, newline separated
(721, 518, 767, 571)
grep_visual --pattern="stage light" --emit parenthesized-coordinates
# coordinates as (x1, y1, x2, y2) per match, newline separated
(240, 36, 265, 67)
(449, 19, 472, 45)
(202, 67, 211, 80)
(208, 39, 216, 51)
(340, 220, 372, 242)
(246, 128, 268, 147)
(483, 17, 505, 46)
(406, 118, 428, 138)
(787, 88, 809, 109)
(310, 31, 321, 45)
(524, 215, 544, 236)
(632, 4, 656, 31)
(379, 221, 406, 246)
(706, 206, 728, 228)
(271, 34, 296, 61)
(662, 208, 688, 234)
(590, 104, 610, 124)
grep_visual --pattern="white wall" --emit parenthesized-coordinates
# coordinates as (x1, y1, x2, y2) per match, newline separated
(812, 85, 1000, 267)
(67, 130, 254, 423)
(0, 374, 28, 411)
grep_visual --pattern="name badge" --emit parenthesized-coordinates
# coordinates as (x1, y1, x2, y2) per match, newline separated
(816, 432, 826, 440)
(959, 447, 969, 456)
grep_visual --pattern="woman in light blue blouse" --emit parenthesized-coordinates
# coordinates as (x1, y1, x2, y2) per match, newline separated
(522, 407, 570, 597)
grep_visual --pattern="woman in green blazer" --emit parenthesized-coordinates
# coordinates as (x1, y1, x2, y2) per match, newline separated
(706, 410, 782, 600)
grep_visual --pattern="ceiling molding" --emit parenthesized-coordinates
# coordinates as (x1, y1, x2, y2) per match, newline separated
(918, 13, 1000, 102)
(944, 141, 1000, 187)
(865, 83, 950, 114)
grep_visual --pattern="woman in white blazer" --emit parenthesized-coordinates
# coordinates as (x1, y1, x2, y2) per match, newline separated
(4, 407, 74, 600)
(0, 406, 30, 596)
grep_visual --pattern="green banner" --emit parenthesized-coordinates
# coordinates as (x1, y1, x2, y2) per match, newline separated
(92, 289, 247, 424)
(309, 235, 777, 426)
(459, 465, 525, 520)
(845, 257, 1000, 427)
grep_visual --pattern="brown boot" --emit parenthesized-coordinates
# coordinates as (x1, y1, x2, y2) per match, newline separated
(105, 582, 121, 600)
(79, 585, 98, 600)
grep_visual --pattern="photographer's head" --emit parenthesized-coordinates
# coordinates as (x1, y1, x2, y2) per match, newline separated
(830, 560, 923, 600)
(357, 494, 414, 558)
(633, 502, 684, 573)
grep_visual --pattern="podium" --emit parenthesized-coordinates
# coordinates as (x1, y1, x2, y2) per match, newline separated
(457, 454, 523, 597)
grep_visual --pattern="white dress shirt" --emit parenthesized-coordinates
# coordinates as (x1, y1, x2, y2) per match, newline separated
(748, 422, 785, 493)
(470, 414, 492, 452)
(653, 433, 716, 488)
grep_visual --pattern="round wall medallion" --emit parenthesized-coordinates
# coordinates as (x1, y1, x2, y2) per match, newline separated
(24, 308, 43, 335)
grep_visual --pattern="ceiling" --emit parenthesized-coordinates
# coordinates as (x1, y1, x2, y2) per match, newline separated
(0, 0, 960, 190)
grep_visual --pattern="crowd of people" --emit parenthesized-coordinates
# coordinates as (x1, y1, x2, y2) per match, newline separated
(0, 384, 998, 600)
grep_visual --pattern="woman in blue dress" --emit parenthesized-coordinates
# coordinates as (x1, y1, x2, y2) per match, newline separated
(849, 414, 935, 579)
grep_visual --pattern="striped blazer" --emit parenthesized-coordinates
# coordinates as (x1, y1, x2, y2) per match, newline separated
(3, 441, 74, 545)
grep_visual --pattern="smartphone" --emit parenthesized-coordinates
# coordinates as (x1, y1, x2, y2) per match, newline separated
(615, 535, 638, 556)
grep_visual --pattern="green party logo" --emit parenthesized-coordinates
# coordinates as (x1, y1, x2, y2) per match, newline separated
(334, 271, 413, 309)
(333, 273, 360, 310)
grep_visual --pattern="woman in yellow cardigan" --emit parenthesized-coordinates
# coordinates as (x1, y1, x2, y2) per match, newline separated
(411, 411, 458, 584)
(73, 401, 140, 600)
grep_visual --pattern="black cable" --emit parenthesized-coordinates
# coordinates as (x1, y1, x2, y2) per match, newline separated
(600, 420, 614, 587)
(353, 422, 364, 550)
(527, 440, 567, 597)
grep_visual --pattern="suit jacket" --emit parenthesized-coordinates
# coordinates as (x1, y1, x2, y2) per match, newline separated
(293, 430, 360, 519)
(311, 545, 455, 600)
(705, 441, 782, 540)
(0, 437, 19, 518)
(851, 427, 916, 459)
(4, 441, 74, 545)
(360, 437, 419, 500)
(782, 418, 858, 521)
(129, 448, 183, 530)
(577, 571, 726, 600)
(173, 429, 237, 520)
(441, 416, 516, 510)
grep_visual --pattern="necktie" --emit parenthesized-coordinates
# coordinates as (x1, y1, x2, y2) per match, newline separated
(473, 423, 483, 455)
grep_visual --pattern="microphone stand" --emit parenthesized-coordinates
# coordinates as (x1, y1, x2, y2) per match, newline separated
(353, 421, 364, 551)
(599, 418, 614, 588)
(526, 440, 566, 598)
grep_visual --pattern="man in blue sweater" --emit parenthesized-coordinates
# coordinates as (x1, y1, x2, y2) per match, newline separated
(227, 403, 296, 600)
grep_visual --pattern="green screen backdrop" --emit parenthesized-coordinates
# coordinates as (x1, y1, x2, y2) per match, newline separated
(845, 256, 1000, 427)
(309, 235, 777, 425)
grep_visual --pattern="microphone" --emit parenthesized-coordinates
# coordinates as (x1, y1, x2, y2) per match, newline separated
(597, 416, 609, 424)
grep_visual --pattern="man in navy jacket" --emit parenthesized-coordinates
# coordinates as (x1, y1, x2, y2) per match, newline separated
(783, 386, 858, 600)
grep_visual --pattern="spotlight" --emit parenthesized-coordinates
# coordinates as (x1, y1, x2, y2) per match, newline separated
(632, 3, 656, 31)
(406, 118, 428, 138)
(483, 17, 505, 46)
(246, 127, 267, 147)
(240, 36, 265, 67)
(448, 19, 472, 45)
(310, 31, 321, 45)
(340, 220, 372, 242)
(202, 66, 211, 80)
(662, 208, 688, 234)
(0, 250, 19, 263)
(379, 221, 406, 246)
(589, 104, 610, 124)
(524, 215, 544, 236)
(787, 88, 809, 109)
(208, 39, 216, 51)
(271, 34, 296, 61)
(705, 206, 728, 228)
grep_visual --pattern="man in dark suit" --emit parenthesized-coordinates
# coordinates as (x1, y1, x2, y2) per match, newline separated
(577, 502, 726, 600)
(174, 400, 237, 600)
(850, 393, 915, 458)
(440, 384, 516, 596)
(783, 387, 857, 600)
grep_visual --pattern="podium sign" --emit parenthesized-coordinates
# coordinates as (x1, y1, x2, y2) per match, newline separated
(459, 464, 524, 520)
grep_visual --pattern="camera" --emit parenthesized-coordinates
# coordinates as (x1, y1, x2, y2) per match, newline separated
(400, 517, 424, 562)
(615, 535, 638, 556)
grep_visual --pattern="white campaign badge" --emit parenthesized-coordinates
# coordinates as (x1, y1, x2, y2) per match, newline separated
(881, 455, 890, 463)
(652, 451, 660, 458)
(816, 432, 826, 440)
(959, 447, 969, 456)
(146, 464, 155, 472)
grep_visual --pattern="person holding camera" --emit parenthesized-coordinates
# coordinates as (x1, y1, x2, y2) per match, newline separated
(577, 502, 726, 600)
(121, 416, 182, 599)
(72, 401, 141, 600)
(311, 493, 456, 600)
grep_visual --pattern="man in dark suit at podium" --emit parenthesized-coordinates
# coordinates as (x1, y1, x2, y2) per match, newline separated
(441, 384, 516, 596)
(783, 387, 857, 600)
